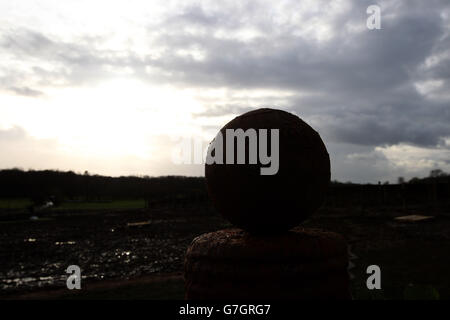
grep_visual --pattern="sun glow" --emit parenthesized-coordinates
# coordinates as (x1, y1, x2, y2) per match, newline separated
(0, 79, 204, 160)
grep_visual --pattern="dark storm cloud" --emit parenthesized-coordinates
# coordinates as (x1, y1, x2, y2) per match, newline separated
(0, 28, 140, 92)
(1, 29, 108, 67)
(168, 5, 221, 27)
(144, 1, 440, 93)
(138, 0, 450, 150)
(292, 86, 450, 148)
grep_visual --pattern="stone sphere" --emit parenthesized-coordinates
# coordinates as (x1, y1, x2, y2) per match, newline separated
(205, 108, 330, 234)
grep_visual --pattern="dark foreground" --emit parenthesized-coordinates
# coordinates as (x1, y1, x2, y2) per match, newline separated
(1, 202, 449, 300)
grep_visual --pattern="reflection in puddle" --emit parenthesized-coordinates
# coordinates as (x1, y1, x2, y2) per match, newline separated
(1, 275, 66, 290)
(115, 250, 131, 257)
(54, 241, 76, 245)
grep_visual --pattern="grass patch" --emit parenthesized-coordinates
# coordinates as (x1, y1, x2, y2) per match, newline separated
(57, 199, 146, 210)
(0, 198, 32, 209)
(0, 218, 53, 224)
(0, 198, 146, 211)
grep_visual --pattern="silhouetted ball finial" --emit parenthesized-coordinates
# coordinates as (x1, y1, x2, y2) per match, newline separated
(205, 108, 330, 234)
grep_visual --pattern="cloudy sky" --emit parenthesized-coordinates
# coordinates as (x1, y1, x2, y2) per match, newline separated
(1, 0, 449, 183)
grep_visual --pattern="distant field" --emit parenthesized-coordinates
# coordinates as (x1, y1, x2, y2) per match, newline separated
(57, 199, 146, 210)
(0, 199, 146, 210)
(0, 198, 32, 209)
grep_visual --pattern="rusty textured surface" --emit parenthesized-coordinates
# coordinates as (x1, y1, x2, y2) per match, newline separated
(185, 227, 347, 262)
(205, 108, 330, 233)
(184, 228, 351, 300)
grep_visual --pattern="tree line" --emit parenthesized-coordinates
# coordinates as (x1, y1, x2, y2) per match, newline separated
(0, 168, 448, 207)
(0, 168, 207, 204)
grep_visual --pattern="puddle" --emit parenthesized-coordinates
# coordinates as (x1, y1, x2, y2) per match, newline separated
(54, 241, 76, 245)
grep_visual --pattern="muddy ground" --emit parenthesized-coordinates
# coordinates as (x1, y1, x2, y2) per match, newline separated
(1, 203, 449, 299)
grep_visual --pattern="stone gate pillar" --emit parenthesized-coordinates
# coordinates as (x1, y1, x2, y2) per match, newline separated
(184, 108, 351, 300)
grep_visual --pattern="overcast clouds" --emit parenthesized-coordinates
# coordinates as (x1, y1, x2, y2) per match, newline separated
(0, 0, 449, 182)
